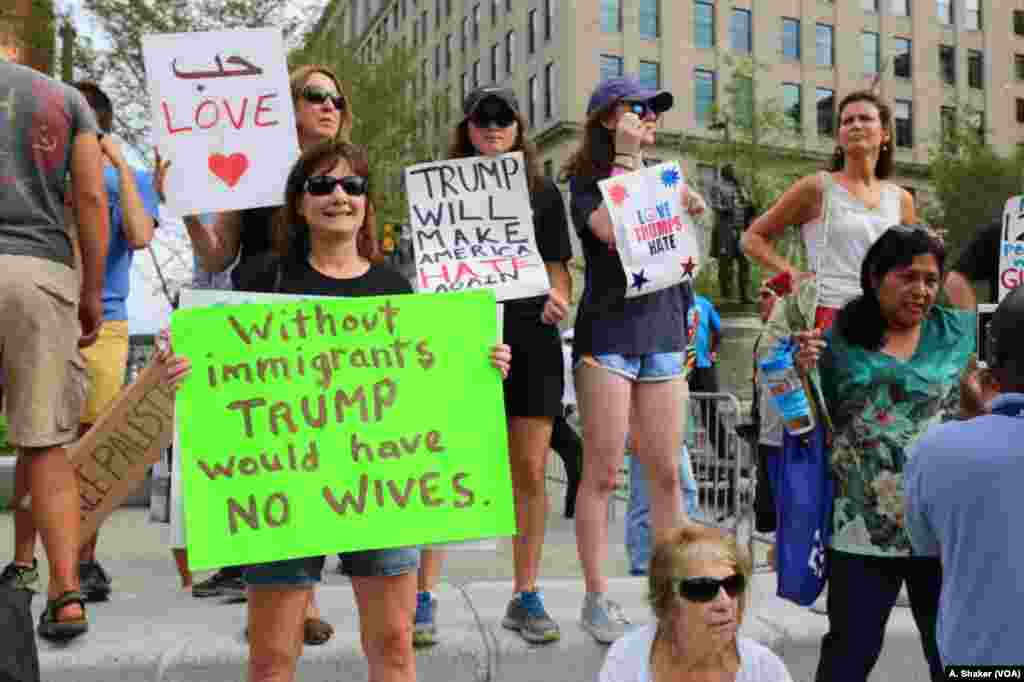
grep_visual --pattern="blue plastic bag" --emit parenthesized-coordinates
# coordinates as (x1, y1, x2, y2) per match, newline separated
(775, 422, 833, 606)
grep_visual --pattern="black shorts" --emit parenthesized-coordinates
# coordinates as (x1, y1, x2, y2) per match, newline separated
(502, 315, 564, 418)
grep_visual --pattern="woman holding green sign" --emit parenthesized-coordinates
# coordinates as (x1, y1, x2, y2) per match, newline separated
(170, 141, 511, 682)
(413, 86, 574, 647)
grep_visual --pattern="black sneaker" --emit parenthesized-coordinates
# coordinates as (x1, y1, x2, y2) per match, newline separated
(0, 560, 39, 592)
(79, 560, 112, 602)
(192, 570, 247, 600)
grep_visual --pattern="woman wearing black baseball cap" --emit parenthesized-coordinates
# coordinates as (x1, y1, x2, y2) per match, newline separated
(561, 75, 707, 645)
(414, 86, 574, 647)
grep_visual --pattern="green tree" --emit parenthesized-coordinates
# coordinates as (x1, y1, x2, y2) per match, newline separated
(926, 104, 1023, 261)
(292, 26, 445, 230)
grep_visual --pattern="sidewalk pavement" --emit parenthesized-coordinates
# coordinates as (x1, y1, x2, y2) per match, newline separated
(2, 487, 934, 682)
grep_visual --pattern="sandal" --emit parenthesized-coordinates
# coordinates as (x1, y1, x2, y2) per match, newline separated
(38, 591, 88, 641)
(303, 617, 334, 646)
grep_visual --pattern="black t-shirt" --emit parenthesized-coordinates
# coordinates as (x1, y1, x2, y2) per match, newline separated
(237, 255, 413, 298)
(504, 177, 574, 321)
(952, 220, 1000, 303)
(230, 206, 279, 290)
(569, 174, 692, 359)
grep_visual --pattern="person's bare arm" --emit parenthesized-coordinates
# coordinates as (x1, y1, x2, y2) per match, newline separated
(900, 188, 918, 225)
(741, 174, 822, 276)
(100, 137, 154, 250)
(943, 271, 978, 310)
(586, 203, 616, 245)
(70, 131, 110, 347)
(541, 260, 573, 325)
(152, 150, 243, 272)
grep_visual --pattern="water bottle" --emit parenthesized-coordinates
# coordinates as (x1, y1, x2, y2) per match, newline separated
(758, 339, 816, 436)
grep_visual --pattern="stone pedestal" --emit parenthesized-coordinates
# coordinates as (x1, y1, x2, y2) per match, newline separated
(715, 311, 764, 404)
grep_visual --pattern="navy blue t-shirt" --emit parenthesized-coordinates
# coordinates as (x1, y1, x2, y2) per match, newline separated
(569, 174, 691, 359)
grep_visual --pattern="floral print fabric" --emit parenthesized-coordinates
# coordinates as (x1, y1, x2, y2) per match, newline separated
(819, 307, 975, 557)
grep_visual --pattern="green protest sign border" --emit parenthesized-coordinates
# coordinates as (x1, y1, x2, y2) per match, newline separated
(171, 289, 513, 570)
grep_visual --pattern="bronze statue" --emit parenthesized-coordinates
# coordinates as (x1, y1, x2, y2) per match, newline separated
(709, 164, 754, 304)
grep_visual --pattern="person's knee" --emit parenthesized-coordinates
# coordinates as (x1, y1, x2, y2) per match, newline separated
(249, 640, 298, 681)
(512, 459, 547, 496)
(362, 619, 414, 670)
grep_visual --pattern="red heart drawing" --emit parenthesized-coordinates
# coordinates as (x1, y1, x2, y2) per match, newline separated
(208, 153, 249, 188)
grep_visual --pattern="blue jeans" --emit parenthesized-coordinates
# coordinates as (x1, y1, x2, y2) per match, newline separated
(625, 445, 701, 576)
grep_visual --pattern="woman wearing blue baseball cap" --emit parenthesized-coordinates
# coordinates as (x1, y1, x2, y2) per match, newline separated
(561, 75, 707, 644)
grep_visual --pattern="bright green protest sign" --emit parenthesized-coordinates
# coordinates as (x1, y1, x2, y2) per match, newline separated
(171, 289, 513, 570)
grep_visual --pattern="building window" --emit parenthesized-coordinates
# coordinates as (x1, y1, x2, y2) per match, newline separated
(1016, 54, 1024, 80)
(544, 159, 554, 178)
(893, 37, 911, 78)
(544, 62, 555, 118)
(816, 87, 835, 137)
(461, 72, 468, 103)
(1017, 98, 1024, 124)
(490, 43, 499, 82)
(639, 0, 659, 39)
(446, 0, 452, 17)
(422, 58, 428, 93)
(894, 99, 912, 147)
(528, 9, 536, 54)
(940, 105, 956, 147)
(544, 0, 553, 40)
(937, 0, 953, 25)
(528, 75, 538, 124)
(695, 68, 715, 126)
(862, 31, 879, 74)
(422, 11, 428, 40)
(491, 0, 498, 25)
(445, 34, 452, 68)
(965, 0, 981, 30)
(968, 49, 983, 89)
(472, 60, 480, 88)
(889, 0, 909, 16)
(733, 75, 753, 128)
(1015, 10, 1024, 36)
(434, 44, 441, 78)
(782, 83, 801, 131)
(505, 31, 515, 75)
(435, 0, 441, 28)
(600, 54, 624, 82)
(695, 1, 715, 49)
(973, 111, 985, 144)
(506, 0, 511, 11)
(638, 60, 660, 90)
(473, 4, 480, 43)
(939, 45, 955, 84)
(601, 0, 622, 33)
(862, 0, 877, 12)
(816, 24, 833, 67)
(461, 16, 468, 50)
(781, 18, 800, 60)
(730, 9, 752, 53)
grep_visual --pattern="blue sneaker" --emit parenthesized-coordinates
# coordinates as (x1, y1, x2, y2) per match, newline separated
(413, 591, 438, 647)
(502, 590, 560, 643)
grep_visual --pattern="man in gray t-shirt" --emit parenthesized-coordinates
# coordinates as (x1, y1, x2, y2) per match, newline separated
(0, 59, 110, 640)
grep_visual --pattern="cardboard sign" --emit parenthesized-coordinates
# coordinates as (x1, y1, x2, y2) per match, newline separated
(171, 289, 514, 570)
(142, 28, 300, 218)
(998, 195, 1024, 301)
(71, 359, 175, 541)
(405, 152, 551, 301)
(599, 161, 700, 298)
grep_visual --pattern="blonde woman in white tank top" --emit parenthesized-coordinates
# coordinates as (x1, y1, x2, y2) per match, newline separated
(741, 91, 917, 330)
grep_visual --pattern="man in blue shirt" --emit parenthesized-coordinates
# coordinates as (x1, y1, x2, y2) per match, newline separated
(2, 82, 158, 603)
(904, 287, 1024, 666)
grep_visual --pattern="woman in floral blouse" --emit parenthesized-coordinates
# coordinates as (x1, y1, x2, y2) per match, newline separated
(795, 225, 974, 682)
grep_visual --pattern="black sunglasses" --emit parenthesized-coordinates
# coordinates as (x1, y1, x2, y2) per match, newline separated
(626, 100, 660, 119)
(301, 85, 347, 112)
(304, 175, 368, 197)
(678, 574, 746, 603)
(470, 103, 517, 129)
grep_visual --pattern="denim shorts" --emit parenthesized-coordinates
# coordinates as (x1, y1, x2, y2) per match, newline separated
(243, 547, 420, 587)
(579, 352, 685, 383)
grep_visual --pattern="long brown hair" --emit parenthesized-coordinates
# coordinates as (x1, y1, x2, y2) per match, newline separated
(289, 64, 354, 143)
(447, 111, 543, 194)
(559, 102, 617, 183)
(830, 90, 894, 180)
(273, 141, 381, 264)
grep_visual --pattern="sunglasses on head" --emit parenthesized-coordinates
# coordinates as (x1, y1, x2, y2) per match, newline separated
(470, 103, 517, 129)
(678, 573, 746, 603)
(304, 175, 368, 197)
(301, 85, 347, 112)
